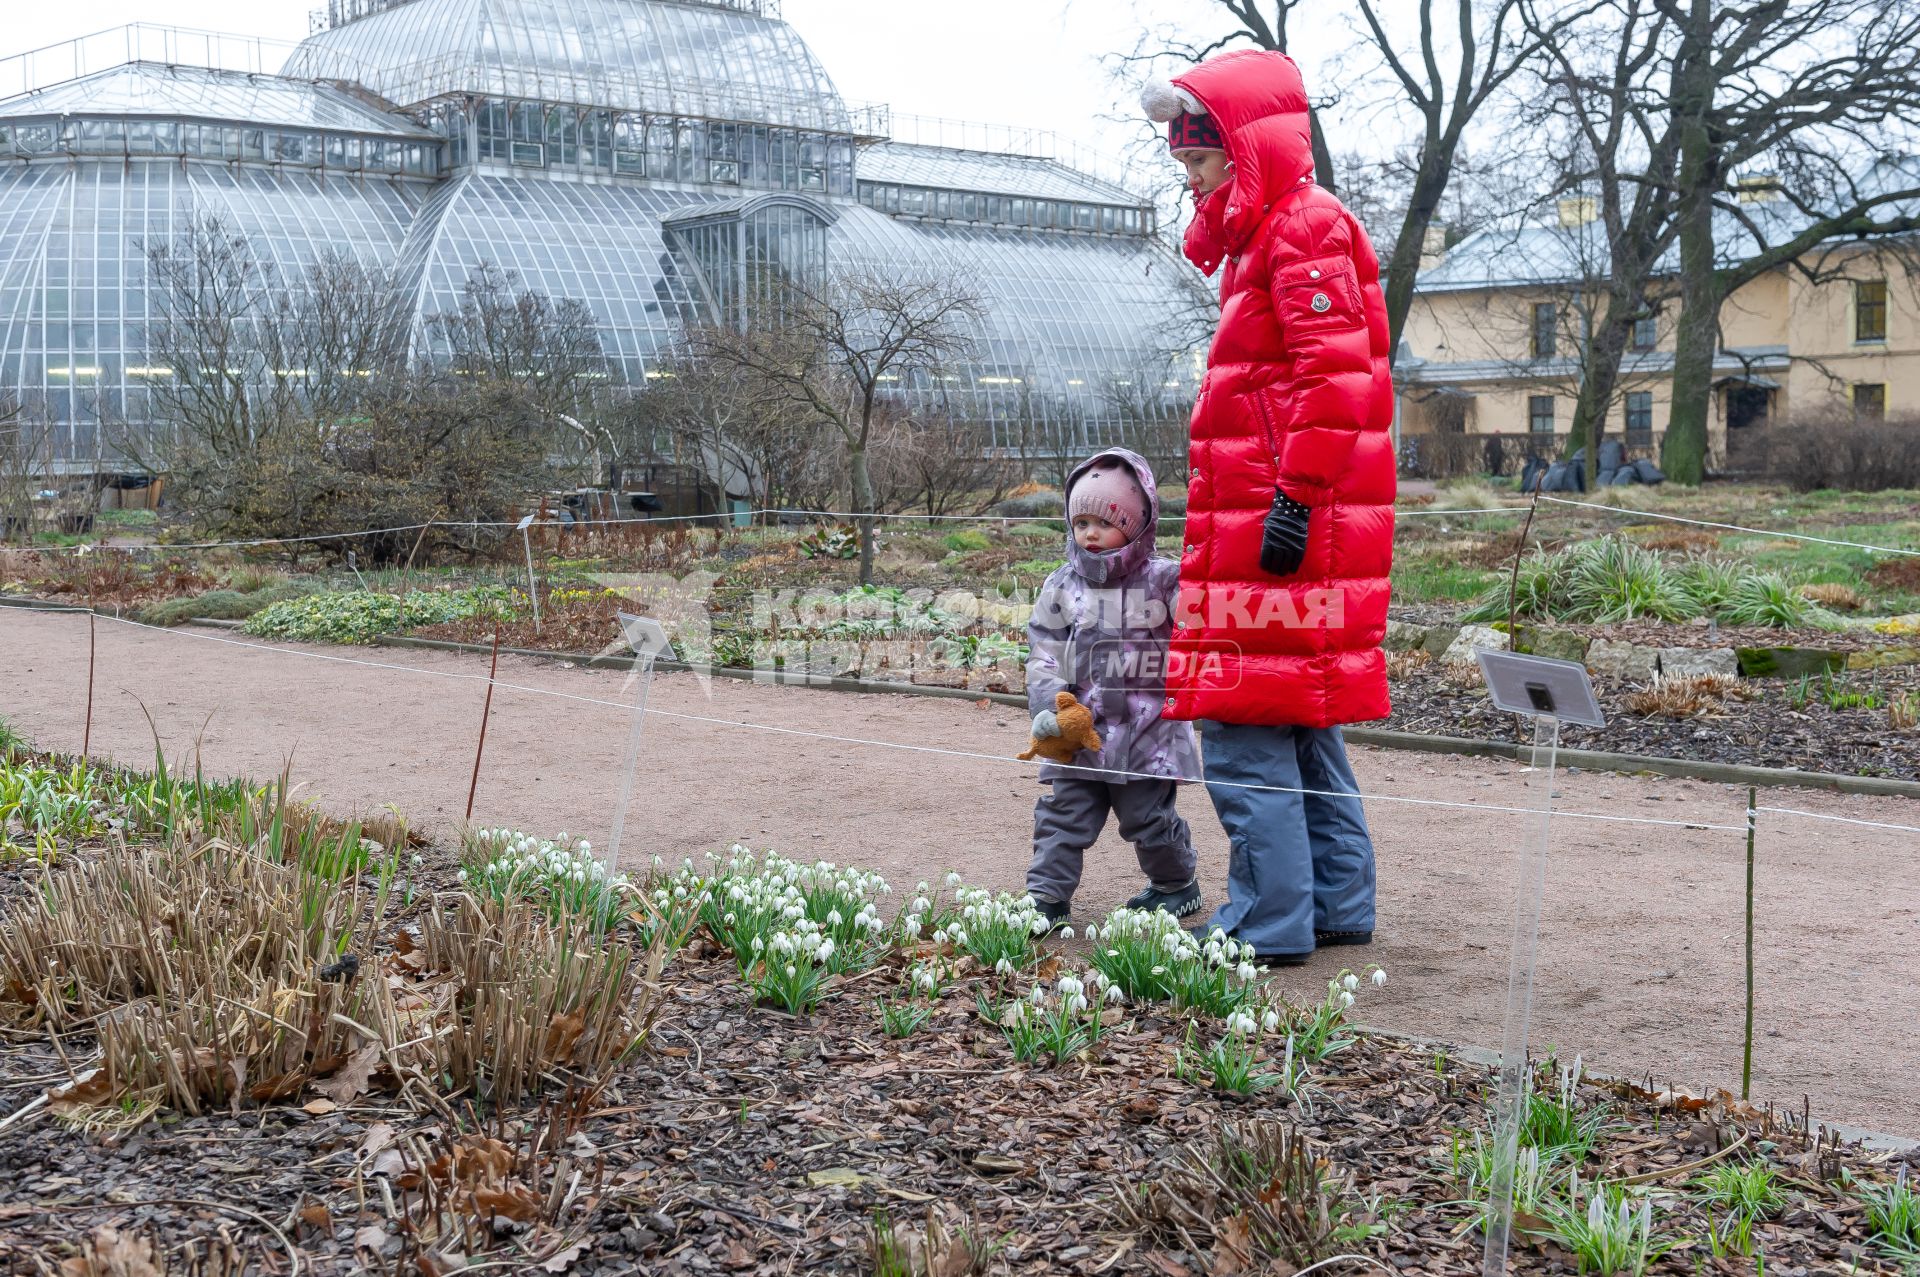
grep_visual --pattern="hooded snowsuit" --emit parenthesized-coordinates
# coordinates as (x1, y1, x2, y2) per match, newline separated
(1024, 449, 1200, 907)
(1158, 50, 1385, 956)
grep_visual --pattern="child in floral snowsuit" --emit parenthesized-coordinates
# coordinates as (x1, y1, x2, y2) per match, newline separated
(1022, 448, 1203, 929)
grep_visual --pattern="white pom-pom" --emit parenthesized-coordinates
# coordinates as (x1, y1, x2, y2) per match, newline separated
(1140, 78, 1203, 123)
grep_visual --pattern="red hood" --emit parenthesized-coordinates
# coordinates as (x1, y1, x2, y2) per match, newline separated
(1174, 50, 1315, 264)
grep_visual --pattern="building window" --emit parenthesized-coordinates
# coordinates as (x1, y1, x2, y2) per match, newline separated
(1631, 312, 1656, 350)
(1624, 391, 1653, 445)
(1531, 303, 1556, 358)
(1529, 395, 1556, 434)
(1853, 383, 1886, 420)
(1855, 279, 1888, 343)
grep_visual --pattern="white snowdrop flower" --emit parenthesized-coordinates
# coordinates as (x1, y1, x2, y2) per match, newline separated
(817, 937, 835, 961)
(724, 912, 737, 926)
(1068, 994, 1089, 1014)
(827, 909, 843, 927)
(1060, 926, 1075, 940)
(912, 897, 930, 914)
(1150, 965, 1167, 977)
(864, 915, 884, 932)
(1261, 1009, 1281, 1034)
(995, 958, 1013, 976)
(952, 928, 969, 946)
(1058, 976, 1083, 999)
(1083, 925, 1098, 943)
(915, 969, 936, 992)
(785, 964, 796, 978)
(456, 867, 468, 882)
(1004, 1002, 1026, 1026)
(1339, 990, 1356, 1009)
(933, 928, 949, 945)
(1372, 969, 1389, 988)
(1029, 985, 1047, 1005)
(1342, 973, 1359, 993)
(946, 872, 962, 887)
(1030, 916, 1049, 935)
(1237, 962, 1257, 982)
(1227, 1011, 1257, 1036)
(917, 881, 929, 893)
(962, 905, 978, 922)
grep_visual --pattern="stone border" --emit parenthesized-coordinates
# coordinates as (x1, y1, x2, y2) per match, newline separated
(6, 598, 1916, 800)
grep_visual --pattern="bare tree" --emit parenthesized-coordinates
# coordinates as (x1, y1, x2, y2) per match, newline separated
(0, 394, 56, 542)
(133, 217, 603, 557)
(877, 411, 1020, 520)
(695, 269, 979, 584)
(1122, 0, 1593, 360)
(1098, 345, 1196, 485)
(1656, 0, 1920, 484)
(1521, 0, 1691, 487)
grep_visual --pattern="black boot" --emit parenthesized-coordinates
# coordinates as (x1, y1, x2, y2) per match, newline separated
(1124, 879, 1204, 919)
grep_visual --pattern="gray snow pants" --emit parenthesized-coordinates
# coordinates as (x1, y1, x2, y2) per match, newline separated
(1027, 777, 1197, 905)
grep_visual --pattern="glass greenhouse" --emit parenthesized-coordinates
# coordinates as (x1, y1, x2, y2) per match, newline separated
(0, 0, 1208, 469)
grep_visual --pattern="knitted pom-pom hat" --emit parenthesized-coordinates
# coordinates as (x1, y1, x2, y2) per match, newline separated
(1066, 458, 1150, 538)
(1140, 77, 1223, 153)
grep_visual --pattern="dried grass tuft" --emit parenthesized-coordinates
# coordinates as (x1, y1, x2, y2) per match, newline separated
(1386, 649, 1434, 680)
(1796, 582, 1863, 612)
(1625, 674, 1753, 720)
(1116, 1118, 1363, 1271)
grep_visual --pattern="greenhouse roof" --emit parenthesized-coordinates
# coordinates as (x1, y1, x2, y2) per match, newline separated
(0, 61, 432, 137)
(283, 0, 851, 130)
(859, 141, 1142, 207)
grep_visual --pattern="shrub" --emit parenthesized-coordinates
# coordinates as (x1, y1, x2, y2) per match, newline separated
(1720, 573, 1812, 628)
(1564, 538, 1697, 622)
(243, 587, 514, 644)
(941, 529, 992, 553)
(991, 491, 1064, 518)
(137, 581, 314, 627)
(1767, 412, 1920, 492)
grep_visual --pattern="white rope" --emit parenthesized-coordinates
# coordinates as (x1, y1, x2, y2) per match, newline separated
(1754, 806, 1920, 835)
(2, 605, 1750, 834)
(1537, 495, 1920, 558)
(29, 501, 1526, 556)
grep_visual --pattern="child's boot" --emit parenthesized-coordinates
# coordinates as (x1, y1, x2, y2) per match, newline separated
(1125, 879, 1203, 919)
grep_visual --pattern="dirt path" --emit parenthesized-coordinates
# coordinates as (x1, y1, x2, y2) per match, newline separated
(5, 606, 1917, 1136)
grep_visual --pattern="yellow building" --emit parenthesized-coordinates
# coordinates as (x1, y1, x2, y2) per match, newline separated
(1397, 192, 1919, 475)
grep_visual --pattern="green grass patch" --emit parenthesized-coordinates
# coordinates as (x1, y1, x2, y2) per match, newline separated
(242, 587, 517, 645)
(942, 529, 992, 553)
(1394, 555, 1501, 604)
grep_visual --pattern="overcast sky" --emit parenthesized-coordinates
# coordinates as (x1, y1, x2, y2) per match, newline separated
(0, 0, 1267, 194)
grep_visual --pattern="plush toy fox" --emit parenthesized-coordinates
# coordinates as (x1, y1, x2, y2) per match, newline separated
(1016, 690, 1102, 764)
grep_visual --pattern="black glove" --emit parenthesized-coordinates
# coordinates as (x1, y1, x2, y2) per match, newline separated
(1259, 487, 1311, 577)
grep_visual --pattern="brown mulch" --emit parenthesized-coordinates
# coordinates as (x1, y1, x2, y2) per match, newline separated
(2, 881, 1916, 1275)
(1385, 662, 1920, 778)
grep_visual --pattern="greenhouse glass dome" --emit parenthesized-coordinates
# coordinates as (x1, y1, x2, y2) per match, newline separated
(0, 0, 1207, 470)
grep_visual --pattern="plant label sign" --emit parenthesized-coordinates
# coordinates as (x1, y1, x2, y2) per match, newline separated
(605, 612, 672, 876)
(1470, 648, 1603, 1277)
(1474, 649, 1604, 727)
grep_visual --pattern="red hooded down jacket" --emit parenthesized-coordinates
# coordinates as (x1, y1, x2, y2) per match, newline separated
(1163, 49, 1396, 729)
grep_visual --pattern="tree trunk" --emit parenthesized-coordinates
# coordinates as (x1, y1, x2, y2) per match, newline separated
(1659, 0, 1718, 488)
(1564, 298, 1633, 490)
(1307, 108, 1336, 196)
(849, 442, 876, 586)
(1662, 161, 1720, 486)
(1380, 146, 1455, 364)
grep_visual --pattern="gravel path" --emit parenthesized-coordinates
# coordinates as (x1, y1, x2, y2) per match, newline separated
(5, 607, 1917, 1135)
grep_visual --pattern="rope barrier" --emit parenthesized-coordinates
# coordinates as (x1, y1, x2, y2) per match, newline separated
(1753, 806, 1920, 835)
(23, 501, 1535, 556)
(1536, 496, 1920, 558)
(0, 603, 1753, 835)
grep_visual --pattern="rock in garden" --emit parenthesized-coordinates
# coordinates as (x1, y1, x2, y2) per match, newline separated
(1383, 619, 1431, 652)
(1441, 623, 1509, 665)
(1586, 637, 1659, 681)
(1657, 648, 1738, 679)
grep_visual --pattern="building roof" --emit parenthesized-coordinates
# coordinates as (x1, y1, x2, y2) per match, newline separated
(282, 0, 851, 130)
(858, 142, 1142, 207)
(1417, 156, 1920, 294)
(0, 61, 432, 137)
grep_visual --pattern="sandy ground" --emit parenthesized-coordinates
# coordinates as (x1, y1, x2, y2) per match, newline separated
(4, 606, 1917, 1136)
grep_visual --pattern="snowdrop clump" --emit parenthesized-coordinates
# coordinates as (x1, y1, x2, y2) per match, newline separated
(1087, 907, 1267, 1018)
(672, 846, 890, 979)
(980, 967, 1112, 1065)
(937, 883, 1046, 971)
(461, 827, 632, 927)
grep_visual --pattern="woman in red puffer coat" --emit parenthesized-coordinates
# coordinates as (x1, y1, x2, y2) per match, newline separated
(1142, 49, 1394, 963)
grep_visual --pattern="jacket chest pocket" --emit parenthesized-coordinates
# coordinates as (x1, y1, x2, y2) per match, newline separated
(1275, 257, 1362, 336)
